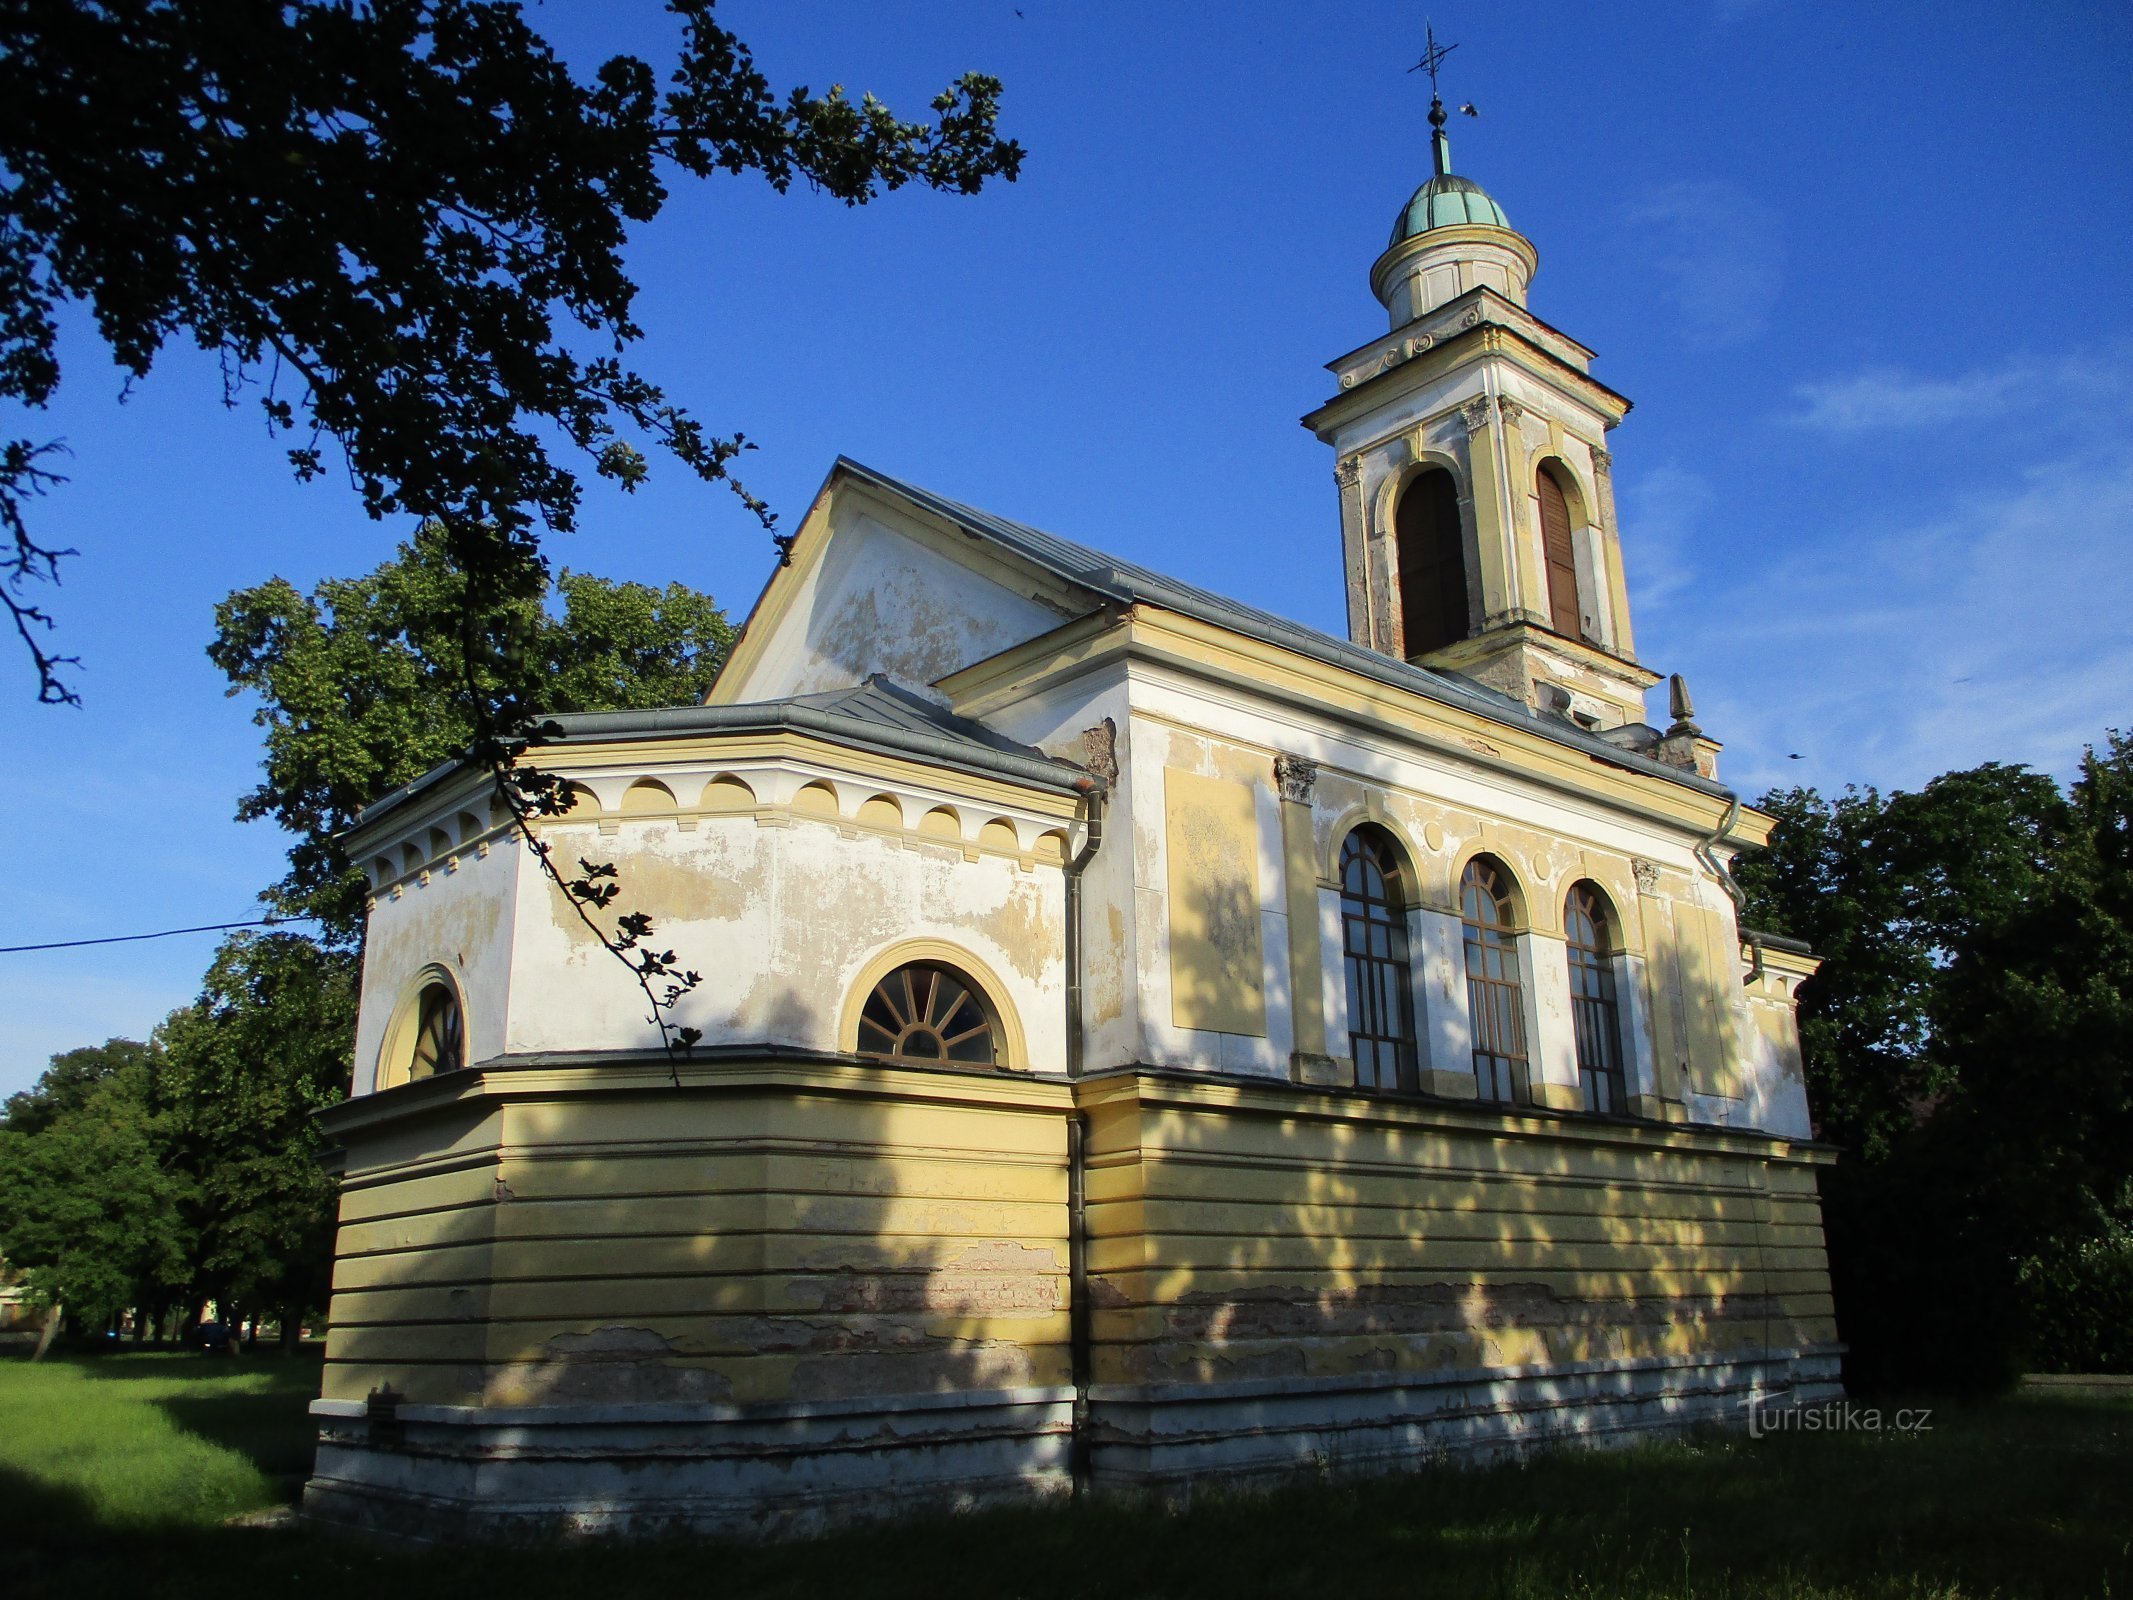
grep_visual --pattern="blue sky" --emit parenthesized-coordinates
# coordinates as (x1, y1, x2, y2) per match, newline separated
(3, 0, 2129, 1095)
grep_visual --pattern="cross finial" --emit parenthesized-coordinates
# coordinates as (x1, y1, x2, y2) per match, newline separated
(1406, 21, 1460, 178)
(1408, 20, 1458, 104)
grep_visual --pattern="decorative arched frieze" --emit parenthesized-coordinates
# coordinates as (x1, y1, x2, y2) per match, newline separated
(857, 793, 906, 831)
(918, 805, 965, 843)
(700, 773, 757, 811)
(620, 778, 679, 815)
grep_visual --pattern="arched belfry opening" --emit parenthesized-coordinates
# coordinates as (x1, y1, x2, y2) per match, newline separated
(1536, 461, 1581, 640)
(1394, 467, 1467, 658)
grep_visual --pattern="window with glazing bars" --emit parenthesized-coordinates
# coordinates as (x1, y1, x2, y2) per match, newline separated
(1341, 829, 1418, 1091)
(1461, 858, 1529, 1104)
(1566, 884, 1628, 1114)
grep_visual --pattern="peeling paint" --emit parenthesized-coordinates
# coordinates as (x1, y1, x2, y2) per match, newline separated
(517, 1326, 739, 1404)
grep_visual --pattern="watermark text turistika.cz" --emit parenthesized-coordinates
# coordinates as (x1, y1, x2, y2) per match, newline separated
(1748, 1399, 1932, 1438)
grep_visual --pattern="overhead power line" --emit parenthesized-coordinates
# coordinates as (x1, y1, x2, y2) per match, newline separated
(0, 916, 314, 955)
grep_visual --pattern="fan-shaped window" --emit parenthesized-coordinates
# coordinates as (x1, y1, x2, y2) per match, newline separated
(1566, 884, 1628, 1114)
(1537, 464, 1581, 639)
(1396, 468, 1467, 658)
(407, 983, 464, 1081)
(856, 962, 998, 1066)
(1340, 827, 1419, 1092)
(1461, 857, 1529, 1105)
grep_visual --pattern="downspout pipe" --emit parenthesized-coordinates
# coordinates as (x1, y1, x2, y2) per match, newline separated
(1064, 776, 1106, 1081)
(1693, 788, 1747, 915)
(1062, 775, 1106, 1498)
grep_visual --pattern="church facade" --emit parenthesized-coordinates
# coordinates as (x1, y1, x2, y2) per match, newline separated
(303, 97, 1839, 1540)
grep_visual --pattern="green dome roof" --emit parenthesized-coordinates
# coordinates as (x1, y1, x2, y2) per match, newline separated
(1391, 173, 1510, 245)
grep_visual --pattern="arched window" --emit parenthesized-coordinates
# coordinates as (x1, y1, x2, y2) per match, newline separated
(856, 961, 998, 1066)
(407, 982, 463, 1080)
(1395, 468, 1467, 658)
(1565, 884, 1628, 1114)
(1461, 857, 1529, 1105)
(1340, 828, 1419, 1092)
(1536, 464, 1582, 639)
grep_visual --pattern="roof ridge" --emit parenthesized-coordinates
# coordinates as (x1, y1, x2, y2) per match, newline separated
(829, 458, 1730, 801)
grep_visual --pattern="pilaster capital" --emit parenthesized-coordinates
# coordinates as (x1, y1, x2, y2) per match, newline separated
(1333, 457, 1362, 489)
(1274, 754, 1320, 805)
(1080, 717, 1120, 783)
(1496, 396, 1526, 427)
(1460, 396, 1494, 435)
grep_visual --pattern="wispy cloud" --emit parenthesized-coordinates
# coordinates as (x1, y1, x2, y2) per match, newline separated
(1622, 181, 1784, 349)
(1678, 443, 2133, 795)
(1616, 461, 1711, 615)
(1789, 349, 2133, 431)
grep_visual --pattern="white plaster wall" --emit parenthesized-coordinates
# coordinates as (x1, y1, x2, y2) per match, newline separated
(353, 824, 520, 1095)
(1731, 988, 1814, 1141)
(733, 505, 1070, 702)
(497, 801, 1070, 1071)
(977, 671, 1141, 1074)
(1078, 659, 1787, 1126)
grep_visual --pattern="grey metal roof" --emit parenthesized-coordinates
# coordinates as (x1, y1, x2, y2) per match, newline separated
(539, 674, 1089, 795)
(832, 458, 1730, 800)
(348, 676, 1088, 838)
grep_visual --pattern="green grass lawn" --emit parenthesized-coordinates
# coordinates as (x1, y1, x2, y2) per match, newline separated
(4, 1351, 2131, 1599)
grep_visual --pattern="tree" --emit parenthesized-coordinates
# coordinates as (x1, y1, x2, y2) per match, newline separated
(1737, 766, 2066, 1159)
(0, 1050, 192, 1344)
(1739, 745, 2131, 1389)
(0, 0, 1022, 706)
(210, 522, 735, 942)
(1, 1036, 158, 1135)
(1935, 735, 2133, 1372)
(157, 932, 358, 1343)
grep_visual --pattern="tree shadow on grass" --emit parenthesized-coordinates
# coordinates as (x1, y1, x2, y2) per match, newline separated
(54, 1350, 326, 1501)
(2, 1396, 2128, 1599)
(157, 1385, 321, 1489)
(69, 1348, 326, 1385)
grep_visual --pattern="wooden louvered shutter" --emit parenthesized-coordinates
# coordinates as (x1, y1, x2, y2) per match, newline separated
(1538, 469, 1581, 638)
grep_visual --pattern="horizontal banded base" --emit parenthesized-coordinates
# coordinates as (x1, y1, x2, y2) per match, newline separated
(1089, 1347, 1844, 1493)
(302, 1384, 1075, 1543)
(301, 1349, 1841, 1542)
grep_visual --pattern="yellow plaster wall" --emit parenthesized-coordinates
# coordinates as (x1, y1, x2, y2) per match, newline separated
(319, 1062, 1075, 1408)
(1162, 767, 1266, 1037)
(322, 1061, 1836, 1424)
(1078, 1074, 1835, 1388)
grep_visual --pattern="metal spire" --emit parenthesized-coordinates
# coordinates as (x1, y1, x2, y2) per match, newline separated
(1407, 21, 1459, 178)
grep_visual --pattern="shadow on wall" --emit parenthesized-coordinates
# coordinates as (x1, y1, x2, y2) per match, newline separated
(317, 978, 1074, 1531)
(317, 956, 1833, 1530)
(1080, 1063, 1826, 1457)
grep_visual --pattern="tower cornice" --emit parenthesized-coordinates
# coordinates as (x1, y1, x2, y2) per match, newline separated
(1301, 312, 1630, 442)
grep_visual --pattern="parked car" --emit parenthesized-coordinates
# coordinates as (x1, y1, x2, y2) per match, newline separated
(194, 1320, 232, 1353)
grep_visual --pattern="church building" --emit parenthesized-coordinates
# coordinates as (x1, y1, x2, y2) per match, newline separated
(304, 82, 1839, 1540)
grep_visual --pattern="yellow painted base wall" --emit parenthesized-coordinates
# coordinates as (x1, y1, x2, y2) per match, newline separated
(321, 1059, 1074, 1410)
(1078, 1071, 1837, 1390)
(312, 1059, 1838, 1533)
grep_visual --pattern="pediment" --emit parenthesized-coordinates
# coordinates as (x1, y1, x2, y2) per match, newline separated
(708, 462, 1099, 706)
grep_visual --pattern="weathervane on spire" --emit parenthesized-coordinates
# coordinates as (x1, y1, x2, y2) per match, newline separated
(1407, 20, 1479, 179)
(1408, 20, 1458, 104)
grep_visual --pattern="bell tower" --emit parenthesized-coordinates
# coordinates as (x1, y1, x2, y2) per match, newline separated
(1302, 32, 1669, 745)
